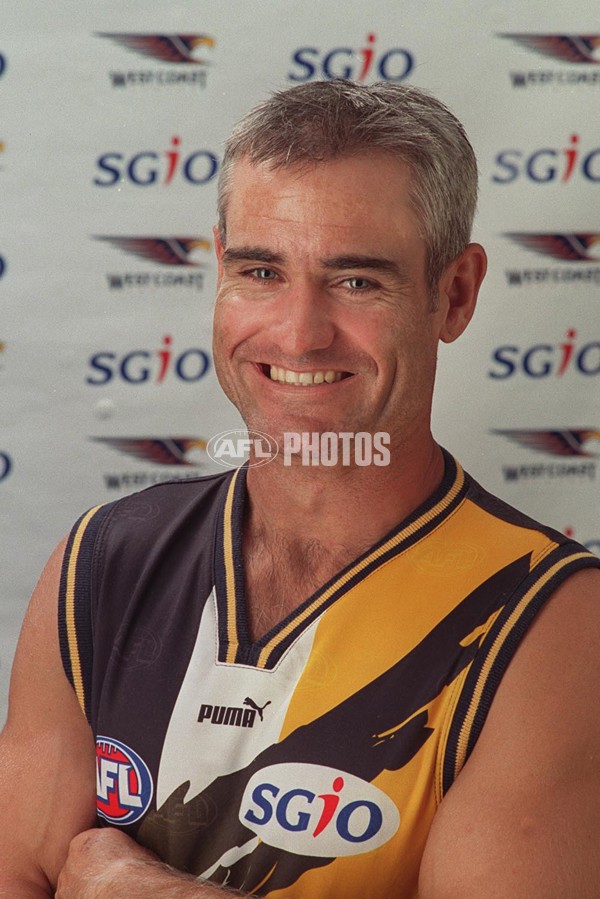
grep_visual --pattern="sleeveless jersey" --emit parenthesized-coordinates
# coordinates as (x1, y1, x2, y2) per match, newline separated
(58, 451, 600, 898)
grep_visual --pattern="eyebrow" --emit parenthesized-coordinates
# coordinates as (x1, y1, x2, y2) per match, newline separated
(321, 254, 409, 279)
(221, 246, 285, 265)
(221, 247, 409, 280)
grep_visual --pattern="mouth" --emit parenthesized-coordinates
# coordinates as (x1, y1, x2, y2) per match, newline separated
(259, 364, 354, 386)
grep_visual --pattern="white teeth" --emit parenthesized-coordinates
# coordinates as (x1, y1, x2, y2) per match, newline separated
(268, 366, 286, 382)
(268, 365, 344, 386)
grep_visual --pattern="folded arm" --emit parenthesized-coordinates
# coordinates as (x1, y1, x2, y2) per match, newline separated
(0, 540, 97, 896)
(56, 828, 247, 898)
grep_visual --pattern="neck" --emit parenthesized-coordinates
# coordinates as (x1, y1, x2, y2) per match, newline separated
(244, 433, 445, 551)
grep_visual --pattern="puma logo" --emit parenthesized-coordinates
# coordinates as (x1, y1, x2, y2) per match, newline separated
(243, 697, 272, 722)
(197, 697, 272, 729)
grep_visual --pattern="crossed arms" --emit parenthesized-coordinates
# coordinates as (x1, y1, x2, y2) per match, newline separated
(1, 542, 600, 897)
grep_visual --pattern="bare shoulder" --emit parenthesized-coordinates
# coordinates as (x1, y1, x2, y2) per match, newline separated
(0, 538, 97, 894)
(420, 567, 600, 898)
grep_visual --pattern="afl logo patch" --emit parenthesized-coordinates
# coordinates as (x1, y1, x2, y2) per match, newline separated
(96, 737, 153, 825)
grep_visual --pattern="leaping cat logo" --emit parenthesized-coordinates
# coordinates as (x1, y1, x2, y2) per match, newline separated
(243, 697, 272, 722)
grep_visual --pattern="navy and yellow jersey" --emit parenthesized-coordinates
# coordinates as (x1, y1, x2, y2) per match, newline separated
(58, 451, 600, 898)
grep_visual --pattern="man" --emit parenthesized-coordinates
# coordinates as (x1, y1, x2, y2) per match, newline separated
(1, 80, 599, 898)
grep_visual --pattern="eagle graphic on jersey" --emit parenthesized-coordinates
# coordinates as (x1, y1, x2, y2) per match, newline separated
(493, 429, 600, 458)
(138, 557, 528, 894)
(96, 33, 215, 65)
(504, 233, 600, 263)
(94, 237, 212, 267)
(498, 33, 600, 64)
(91, 437, 207, 466)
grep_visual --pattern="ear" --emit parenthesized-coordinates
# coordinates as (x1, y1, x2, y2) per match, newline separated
(213, 224, 225, 284)
(437, 243, 487, 344)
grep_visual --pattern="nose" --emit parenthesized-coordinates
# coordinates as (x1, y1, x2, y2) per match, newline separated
(274, 278, 336, 358)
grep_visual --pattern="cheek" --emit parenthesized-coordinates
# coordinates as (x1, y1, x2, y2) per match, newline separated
(214, 291, 267, 346)
(211, 301, 240, 379)
(376, 319, 437, 383)
(212, 297, 245, 355)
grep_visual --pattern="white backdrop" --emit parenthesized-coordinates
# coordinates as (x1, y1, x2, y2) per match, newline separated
(2, 0, 599, 723)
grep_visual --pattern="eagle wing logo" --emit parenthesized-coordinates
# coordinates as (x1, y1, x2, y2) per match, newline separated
(91, 437, 208, 466)
(499, 34, 600, 64)
(504, 233, 600, 262)
(96, 33, 215, 65)
(94, 237, 212, 267)
(137, 557, 532, 891)
(492, 429, 600, 458)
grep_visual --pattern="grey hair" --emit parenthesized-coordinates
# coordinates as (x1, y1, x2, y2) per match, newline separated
(217, 79, 478, 300)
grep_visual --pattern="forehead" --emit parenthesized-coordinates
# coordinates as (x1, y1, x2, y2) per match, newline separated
(223, 153, 423, 253)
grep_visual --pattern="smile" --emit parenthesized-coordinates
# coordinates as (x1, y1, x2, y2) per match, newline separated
(264, 365, 352, 386)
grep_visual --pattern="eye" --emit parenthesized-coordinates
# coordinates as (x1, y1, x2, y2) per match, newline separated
(249, 267, 278, 281)
(344, 276, 374, 291)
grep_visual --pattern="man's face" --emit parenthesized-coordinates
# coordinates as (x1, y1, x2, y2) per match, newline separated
(212, 153, 448, 450)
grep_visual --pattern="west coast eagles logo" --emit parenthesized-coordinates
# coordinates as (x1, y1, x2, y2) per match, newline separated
(94, 236, 212, 266)
(493, 429, 600, 457)
(91, 437, 208, 466)
(499, 34, 600, 65)
(96, 33, 215, 64)
(504, 233, 600, 262)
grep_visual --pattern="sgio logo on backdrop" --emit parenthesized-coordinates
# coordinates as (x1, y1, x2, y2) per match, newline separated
(0, 54, 6, 78)
(0, 452, 12, 483)
(489, 329, 600, 379)
(0, 255, 5, 279)
(86, 335, 211, 385)
(94, 137, 218, 187)
(289, 33, 414, 83)
(492, 135, 600, 183)
(564, 527, 600, 558)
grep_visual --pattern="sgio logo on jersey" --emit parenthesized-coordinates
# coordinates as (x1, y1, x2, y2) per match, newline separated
(240, 763, 400, 857)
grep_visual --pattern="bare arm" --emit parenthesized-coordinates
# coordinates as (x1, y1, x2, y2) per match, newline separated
(419, 567, 600, 898)
(0, 539, 97, 897)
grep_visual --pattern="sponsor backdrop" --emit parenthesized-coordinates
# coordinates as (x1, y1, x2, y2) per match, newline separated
(1, 0, 599, 722)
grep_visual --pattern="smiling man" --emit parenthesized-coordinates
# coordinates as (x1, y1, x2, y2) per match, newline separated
(2, 81, 600, 899)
